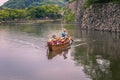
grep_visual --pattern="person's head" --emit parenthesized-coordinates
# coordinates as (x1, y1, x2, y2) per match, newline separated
(52, 34, 56, 38)
(67, 35, 70, 37)
(63, 29, 66, 32)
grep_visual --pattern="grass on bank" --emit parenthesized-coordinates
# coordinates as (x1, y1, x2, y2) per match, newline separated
(84, 0, 120, 8)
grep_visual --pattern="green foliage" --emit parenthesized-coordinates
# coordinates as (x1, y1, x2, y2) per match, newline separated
(84, 0, 120, 8)
(84, 0, 96, 9)
(64, 8, 75, 23)
(95, 0, 120, 3)
(0, 9, 27, 20)
(27, 4, 62, 19)
(0, 4, 63, 20)
(2, 0, 67, 9)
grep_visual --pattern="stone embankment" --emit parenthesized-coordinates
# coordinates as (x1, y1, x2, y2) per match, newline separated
(68, 0, 120, 32)
(82, 3, 120, 32)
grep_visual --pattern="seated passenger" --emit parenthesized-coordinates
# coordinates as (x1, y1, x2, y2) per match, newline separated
(58, 37, 65, 44)
(47, 38, 52, 45)
(51, 35, 58, 45)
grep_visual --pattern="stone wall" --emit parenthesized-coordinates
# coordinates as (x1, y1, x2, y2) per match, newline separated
(67, 1, 76, 14)
(75, 0, 87, 24)
(67, 0, 87, 23)
(68, 1, 120, 32)
(81, 3, 120, 32)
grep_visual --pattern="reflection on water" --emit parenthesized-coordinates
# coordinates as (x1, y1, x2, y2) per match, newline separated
(0, 22, 120, 80)
(47, 47, 70, 60)
(72, 30, 120, 80)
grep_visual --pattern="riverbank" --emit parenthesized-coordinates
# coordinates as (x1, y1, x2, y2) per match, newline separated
(0, 19, 61, 24)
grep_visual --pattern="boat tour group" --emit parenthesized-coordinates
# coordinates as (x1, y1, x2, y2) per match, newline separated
(47, 29, 72, 51)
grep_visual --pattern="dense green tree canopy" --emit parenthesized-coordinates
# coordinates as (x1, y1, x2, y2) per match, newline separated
(27, 4, 62, 19)
(0, 4, 63, 20)
(0, 9, 27, 20)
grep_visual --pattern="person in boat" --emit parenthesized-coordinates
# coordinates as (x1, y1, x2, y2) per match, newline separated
(47, 34, 58, 45)
(61, 29, 73, 44)
(58, 37, 65, 44)
(51, 34, 58, 45)
(47, 38, 52, 45)
(64, 35, 71, 42)
(61, 29, 67, 38)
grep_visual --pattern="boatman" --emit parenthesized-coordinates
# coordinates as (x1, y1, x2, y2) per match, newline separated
(61, 29, 67, 38)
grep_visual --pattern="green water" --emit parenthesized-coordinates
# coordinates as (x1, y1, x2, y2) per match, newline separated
(0, 21, 120, 80)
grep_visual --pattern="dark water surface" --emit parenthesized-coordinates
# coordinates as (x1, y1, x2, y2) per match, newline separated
(0, 22, 120, 80)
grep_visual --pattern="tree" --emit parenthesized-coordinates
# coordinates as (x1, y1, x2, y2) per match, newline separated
(27, 4, 62, 19)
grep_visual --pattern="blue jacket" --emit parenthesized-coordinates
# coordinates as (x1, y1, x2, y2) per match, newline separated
(62, 32, 67, 37)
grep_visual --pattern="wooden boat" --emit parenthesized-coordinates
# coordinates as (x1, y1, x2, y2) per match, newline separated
(47, 37, 72, 51)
